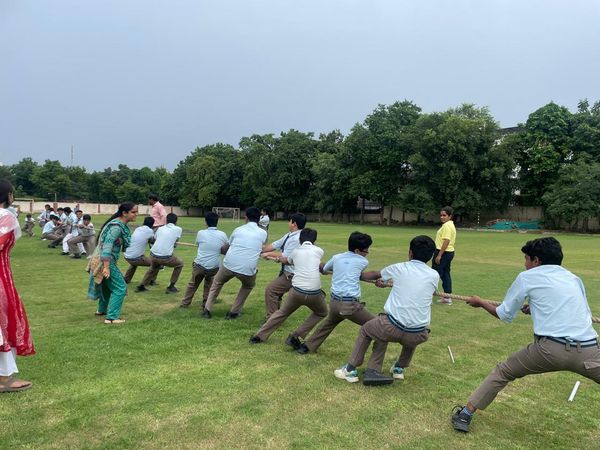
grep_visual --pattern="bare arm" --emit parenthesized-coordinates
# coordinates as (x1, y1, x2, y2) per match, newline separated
(435, 239, 450, 264)
(466, 295, 499, 319)
(360, 270, 382, 281)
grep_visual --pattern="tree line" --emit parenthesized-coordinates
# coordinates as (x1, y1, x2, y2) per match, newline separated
(2, 99, 600, 230)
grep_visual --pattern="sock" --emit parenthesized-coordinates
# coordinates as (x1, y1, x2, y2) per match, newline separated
(346, 364, 356, 372)
(461, 407, 473, 417)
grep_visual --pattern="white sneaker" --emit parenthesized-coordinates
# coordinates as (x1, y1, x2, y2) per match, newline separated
(390, 365, 405, 380)
(437, 296, 452, 305)
(334, 364, 359, 383)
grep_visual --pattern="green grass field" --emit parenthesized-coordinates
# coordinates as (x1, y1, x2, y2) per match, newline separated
(2, 217, 600, 449)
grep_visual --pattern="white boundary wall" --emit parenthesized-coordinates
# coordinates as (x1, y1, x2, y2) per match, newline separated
(13, 200, 202, 217)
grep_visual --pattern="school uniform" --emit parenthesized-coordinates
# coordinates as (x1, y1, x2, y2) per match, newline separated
(123, 225, 155, 283)
(255, 242, 327, 341)
(68, 221, 96, 256)
(348, 260, 439, 373)
(204, 221, 267, 315)
(180, 227, 228, 307)
(468, 265, 600, 410)
(22, 217, 35, 237)
(42, 221, 63, 245)
(139, 223, 183, 286)
(304, 251, 375, 352)
(264, 230, 301, 317)
(63, 215, 86, 254)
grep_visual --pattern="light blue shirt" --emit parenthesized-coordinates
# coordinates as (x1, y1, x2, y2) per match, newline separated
(150, 223, 182, 257)
(323, 251, 369, 299)
(124, 225, 154, 259)
(42, 221, 56, 234)
(496, 265, 598, 341)
(271, 230, 301, 274)
(223, 222, 268, 276)
(381, 260, 440, 328)
(194, 227, 228, 270)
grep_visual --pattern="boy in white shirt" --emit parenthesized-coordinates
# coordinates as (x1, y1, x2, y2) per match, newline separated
(136, 213, 183, 294)
(123, 217, 155, 283)
(22, 214, 35, 237)
(68, 213, 96, 258)
(335, 235, 439, 386)
(249, 228, 327, 348)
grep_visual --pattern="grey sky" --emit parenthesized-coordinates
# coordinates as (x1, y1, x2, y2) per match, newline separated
(1, 0, 599, 170)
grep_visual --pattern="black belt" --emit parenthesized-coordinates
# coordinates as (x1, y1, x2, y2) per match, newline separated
(386, 314, 427, 333)
(151, 253, 172, 259)
(535, 335, 598, 348)
(331, 293, 359, 302)
(293, 286, 323, 296)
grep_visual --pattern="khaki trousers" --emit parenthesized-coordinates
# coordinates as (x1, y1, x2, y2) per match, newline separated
(124, 255, 153, 283)
(305, 298, 375, 352)
(140, 254, 184, 286)
(67, 235, 96, 256)
(204, 266, 256, 314)
(264, 272, 293, 318)
(348, 314, 429, 373)
(469, 336, 600, 410)
(180, 263, 219, 307)
(255, 288, 328, 341)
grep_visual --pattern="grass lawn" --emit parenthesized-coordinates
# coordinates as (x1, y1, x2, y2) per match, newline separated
(2, 217, 600, 449)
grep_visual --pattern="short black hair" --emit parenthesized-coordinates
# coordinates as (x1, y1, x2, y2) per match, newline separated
(76, 209, 83, 215)
(63, 207, 72, 214)
(410, 235, 436, 263)
(26, 213, 32, 218)
(289, 213, 307, 230)
(143, 217, 155, 228)
(83, 214, 91, 221)
(521, 237, 563, 265)
(57, 207, 64, 212)
(205, 212, 219, 227)
(166, 213, 178, 224)
(348, 231, 372, 252)
(299, 227, 317, 244)
(245, 207, 261, 223)
(148, 194, 159, 201)
(441, 206, 453, 217)
(50, 214, 59, 221)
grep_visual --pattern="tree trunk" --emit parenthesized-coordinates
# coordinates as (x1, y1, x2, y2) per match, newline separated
(387, 205, 393, 226)
(360, 198, 365, 225)
(379, 203, 384, 225)
(402, 210, 405, 224)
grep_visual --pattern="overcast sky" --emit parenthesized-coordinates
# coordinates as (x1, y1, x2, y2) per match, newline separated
(1, 0, 599, 170)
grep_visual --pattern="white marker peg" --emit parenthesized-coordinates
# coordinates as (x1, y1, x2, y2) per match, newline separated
(447, 346, 455, 364)
(567, 381, 581, 402)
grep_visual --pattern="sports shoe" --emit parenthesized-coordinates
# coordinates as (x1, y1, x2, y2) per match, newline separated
(451, 405, 472, 432)
(390, 365, 405, 380)
(362, 368, 394, 386)
(136, 285, 147, 292)
(165, 285, 179, 294)
(149, 280, 158, 286)
(296, 343, 310, 355)
(202, 309, 212, 319)
(437, 296, 452, 305)
(249, 335, 262, 344)
(285, 334, 301, 350)
(334, 364, 359, 383)
(224, 312, 239, 320)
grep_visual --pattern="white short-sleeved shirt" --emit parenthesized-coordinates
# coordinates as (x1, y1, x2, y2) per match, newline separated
(259, 215, 270, 230)
(194, 227, 228, 270)
(223, 222, 268, 276)
(287, 242, 324, 291)
(151, 223, 182, 257)
(71, 217, 83, 237)
(271, 230, 301, 274)
(496, 265, 598, 341)
(124, 225, 155, 259)
(380, 260, 440, 328)
(42, 221, 56, 234)
(322, 251, 369, 299)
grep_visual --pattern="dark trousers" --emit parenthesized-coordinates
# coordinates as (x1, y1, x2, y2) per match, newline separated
(349, 314, 429, 373)
(140, 254, 184, 286)
(204, 266, 256, 314)
(264, 272, 293, 318)
(432, 250, 454, 293)
(180, 263, 218, 307)
(124, 255, 153, 283)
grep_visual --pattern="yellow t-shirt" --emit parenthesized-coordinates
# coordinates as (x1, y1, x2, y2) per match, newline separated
(435, 220, 456, 252)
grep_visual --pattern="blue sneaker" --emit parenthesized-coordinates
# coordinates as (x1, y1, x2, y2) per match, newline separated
(334, 364, 359, 383)
(390, 365, 405, 380)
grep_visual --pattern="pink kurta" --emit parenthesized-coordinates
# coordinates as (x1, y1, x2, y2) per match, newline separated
(0, 214, 35, 356)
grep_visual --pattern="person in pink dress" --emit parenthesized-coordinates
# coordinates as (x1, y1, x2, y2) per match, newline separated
(0, 179, 35, 392)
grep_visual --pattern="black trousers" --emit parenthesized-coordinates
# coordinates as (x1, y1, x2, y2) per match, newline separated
(432, 250, 454, 293)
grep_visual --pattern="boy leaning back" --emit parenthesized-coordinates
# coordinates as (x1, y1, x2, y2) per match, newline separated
(335, 235, 439, 386)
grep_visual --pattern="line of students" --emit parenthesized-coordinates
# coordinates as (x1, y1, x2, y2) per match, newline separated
(35, 205, 96, 258)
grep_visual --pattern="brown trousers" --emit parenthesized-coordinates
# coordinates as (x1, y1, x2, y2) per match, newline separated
(255, 288, 328, 341)
(140, 254, 184, 286)
(124, 255, 153, 283)
(469, 336, 600, 410)
(305, 298, 375, 352)
(348, 314, 429, 373)
(180, 263, 219, 307)
(67, 235, 96, 256)
(204, 266, 256, 314)
(264, 272, 293, 318)
(23, 222, 34, 237)
(43, 231, 64, 246)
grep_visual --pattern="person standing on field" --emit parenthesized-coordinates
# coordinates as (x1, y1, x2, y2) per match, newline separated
(451, 237, 600, 433)
(148, 194, 167, 230)
(432, 206, 456, 304)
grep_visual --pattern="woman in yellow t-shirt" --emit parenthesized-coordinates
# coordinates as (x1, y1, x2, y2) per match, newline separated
(433, 206, 456, 303)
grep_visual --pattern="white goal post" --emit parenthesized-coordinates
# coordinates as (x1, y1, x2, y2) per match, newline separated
(212, 207, 241, 222)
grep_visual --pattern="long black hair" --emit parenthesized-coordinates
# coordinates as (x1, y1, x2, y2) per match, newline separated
(99, 202, 136, 237)
(0, 179, 14, 208)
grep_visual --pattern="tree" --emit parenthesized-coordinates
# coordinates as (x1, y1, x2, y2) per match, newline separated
(10, 158, 39, 195)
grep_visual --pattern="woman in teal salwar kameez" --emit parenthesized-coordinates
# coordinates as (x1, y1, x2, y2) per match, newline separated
(87, 202, 138, 324)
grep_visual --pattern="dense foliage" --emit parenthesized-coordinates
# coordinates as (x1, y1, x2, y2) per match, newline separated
(5, 99, 600, 228)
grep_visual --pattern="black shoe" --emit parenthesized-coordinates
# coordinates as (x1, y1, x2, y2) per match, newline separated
(202, 309, 212, 319)
(285, 334, 301, 350)
(451, 406, 472, 432)
(249, 335, 262, 344)
(296, 343, 310, 354)
(61, 252, 69, 256)
(149, 280, 158, 286)
(136, 285, 147, 292)
(48, 244, 56, 248)
(362, 368, 394, 386)
(179, 304, 189, 308)
(70, 254, 82, 259)
(166, 285, 179, 294)
(224, 312, 239, 320)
